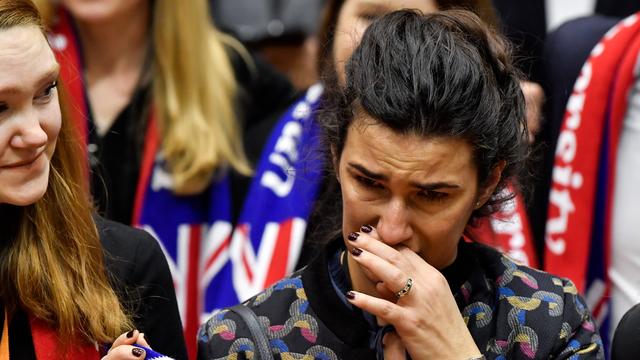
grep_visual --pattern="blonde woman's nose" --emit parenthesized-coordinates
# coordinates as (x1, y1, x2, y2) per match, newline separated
(10, 113, 48, 149)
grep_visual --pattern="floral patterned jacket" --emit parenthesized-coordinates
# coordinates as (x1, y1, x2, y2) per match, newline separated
(197, 239, 603, 359)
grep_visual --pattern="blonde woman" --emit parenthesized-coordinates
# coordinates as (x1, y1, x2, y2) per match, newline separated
(32, 0, 294, 355)
(0, 0, 185, 359)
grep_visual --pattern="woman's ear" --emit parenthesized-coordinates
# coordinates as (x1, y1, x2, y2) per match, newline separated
(331, 145, 341, 183)
(475, 160, 506, 209)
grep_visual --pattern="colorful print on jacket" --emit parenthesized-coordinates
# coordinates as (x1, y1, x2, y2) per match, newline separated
(197, 240, 603, 359)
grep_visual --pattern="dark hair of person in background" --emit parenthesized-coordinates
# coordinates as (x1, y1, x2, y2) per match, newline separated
(596, 0, 640, 18)
(315, 7, 529, 240)
(316, 0, 498, 78)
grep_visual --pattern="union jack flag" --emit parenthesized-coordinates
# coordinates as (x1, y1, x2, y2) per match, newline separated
(143, 217, 306, 358)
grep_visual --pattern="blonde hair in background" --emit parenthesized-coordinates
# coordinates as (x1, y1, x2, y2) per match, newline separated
(34, 0, 252, 195)
(154, 0, 252, 194)
(0, 0, 132, 346)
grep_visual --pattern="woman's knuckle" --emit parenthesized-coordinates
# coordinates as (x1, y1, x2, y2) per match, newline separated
(391, 272, 405, 287)
(381, 302, 395, 318)
(388, 252, 403, 265)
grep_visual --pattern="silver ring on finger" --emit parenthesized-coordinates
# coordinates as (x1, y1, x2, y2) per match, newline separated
(395, 277, 413, 299)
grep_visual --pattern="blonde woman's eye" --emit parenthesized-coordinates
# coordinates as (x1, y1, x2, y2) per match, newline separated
(35, 81, 57, 103)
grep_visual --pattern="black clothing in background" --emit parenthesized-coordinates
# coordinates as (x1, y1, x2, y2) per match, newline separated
(210, 0, 324, 44)
(529, 15, 619, 258)
(491, 0, 547, 84)
(89, 85, 151, 225)
(0, 217, 187, 360)
(612, 303, 640, 359)
(596, 0, 640, 18)
(87, 50, 295, 225)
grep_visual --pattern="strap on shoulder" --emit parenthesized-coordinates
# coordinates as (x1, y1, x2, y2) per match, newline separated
(228, 304, 273, 360)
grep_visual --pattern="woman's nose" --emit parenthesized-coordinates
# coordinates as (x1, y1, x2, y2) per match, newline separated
(10, 111, 48, 149)
(375, 199, 414, 245)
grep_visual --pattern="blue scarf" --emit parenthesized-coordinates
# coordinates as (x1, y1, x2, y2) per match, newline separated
(230, 84, 325, 300)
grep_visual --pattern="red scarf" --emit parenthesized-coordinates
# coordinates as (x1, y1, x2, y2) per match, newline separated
(0, 311, 100, 359)
(467, 185, 538, 268)
(545, 13, 640, 340)
(1, 310, 7, 360)
(31, 318, 100, 360)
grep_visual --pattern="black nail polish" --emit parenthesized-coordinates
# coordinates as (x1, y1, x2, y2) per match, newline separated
(360, 224, 372, 233)
(346, 291, 356, 299)
(347, 232, 359, 241)
(132, 347, 145, 357)
(351, 247, 362, 256)
(126, 329, 135, 338)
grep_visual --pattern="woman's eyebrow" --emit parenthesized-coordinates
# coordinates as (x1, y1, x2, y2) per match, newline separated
(348, 162, 387, 180)
(40, 63, 60, 83)
(411, 181, 460, 191)
(349, 162, 461, 190)
(0, 63, 59, 95)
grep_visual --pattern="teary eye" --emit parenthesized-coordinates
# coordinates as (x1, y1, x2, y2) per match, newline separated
(356, 175, 382, 189)
(419, 190, 448, 202)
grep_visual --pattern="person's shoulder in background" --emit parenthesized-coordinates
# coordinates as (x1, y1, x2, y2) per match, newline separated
(228, 46, 298, 136)
(612, 303, 640, 359)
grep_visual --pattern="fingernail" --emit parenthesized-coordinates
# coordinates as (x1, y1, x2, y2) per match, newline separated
(351, 247, 362, 256)
(346, 291, 356, 299)
(360, 225, 372, 233)
(132, 347, 145, 357)
(126, 329, 135, 338)
(347, 232, 359, 241)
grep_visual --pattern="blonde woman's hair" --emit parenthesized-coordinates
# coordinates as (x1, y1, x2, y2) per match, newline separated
(34, 0, 252, 194)
(154, 0, 252, 194)
(0, 0, 132, 345)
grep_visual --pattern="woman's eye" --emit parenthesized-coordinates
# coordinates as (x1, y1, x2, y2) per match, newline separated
(419, 190, 448, 202)
(356, 176, 382, 189)
(0, 103, 8, 114)
(35, 81, 57, 103)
